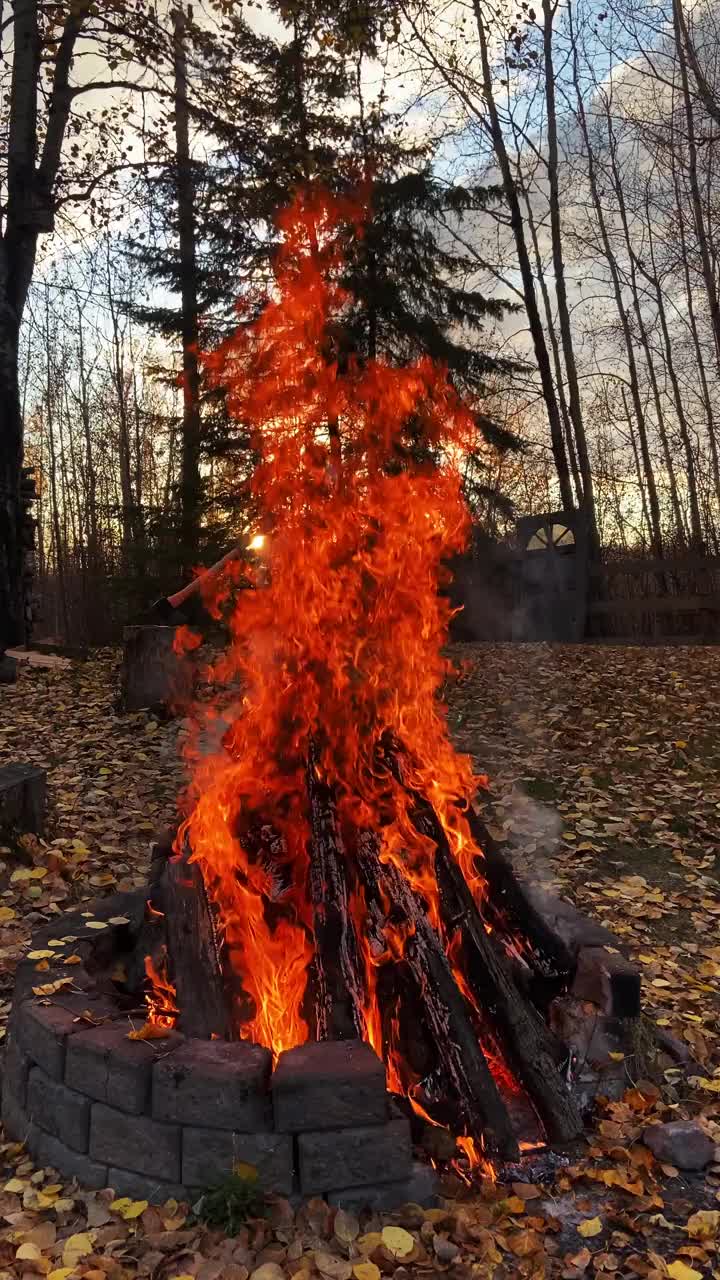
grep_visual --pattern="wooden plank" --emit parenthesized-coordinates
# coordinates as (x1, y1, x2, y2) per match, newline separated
(588, 593, 720, 617)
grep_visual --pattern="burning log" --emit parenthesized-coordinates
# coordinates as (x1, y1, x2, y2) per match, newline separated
(354, 830, 519, 1159)
(154, 841, 232, 1040)
(307, 750, 366, 1041)
(411, 799, 583, 1144)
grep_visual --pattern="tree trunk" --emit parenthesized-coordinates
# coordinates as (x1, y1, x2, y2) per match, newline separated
(173, 4, 202, 574)
(470, 0, 574, 512)
(0, 293, 24, 650)
(541, 0, 598, 549)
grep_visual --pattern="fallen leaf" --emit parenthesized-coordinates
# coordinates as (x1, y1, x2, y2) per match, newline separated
(668, 1263, 702, 1280)
(352, 1264, 380, 1280)
(578, 1217, 603, 1238)
(314, 1252, 353, 1280)
(380, 1226, 414, 1258)
(334, 1208, 360, 1244)
(686, 1209, 719, 1240)
(62, 1231, 94, 1268)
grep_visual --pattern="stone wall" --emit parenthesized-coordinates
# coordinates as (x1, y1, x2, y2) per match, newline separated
(1, 896, 436, 1209)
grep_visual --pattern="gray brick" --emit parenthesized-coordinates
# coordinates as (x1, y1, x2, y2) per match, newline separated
(3, 1035, 31, 1108)
(26, 1066, 90, 1152)
(298, 1114, 412, 1195)
(153, 1040, 272, 1130)
(107, 1167, 189, 1204)
(328, 1161, 438, 1211)
(90, 1103, 180, 1181)
(272, 1040, 388, 1133)
(2, 1089, 37, 1146)
(32, 1129, 107, 1189)
(66, 1024, 181, 1114)
(16, 995, 116, 1079)
(572, 946, 641, 1018)
(16, 1002, 77, 1079)
(182, 1127, 293, 1195)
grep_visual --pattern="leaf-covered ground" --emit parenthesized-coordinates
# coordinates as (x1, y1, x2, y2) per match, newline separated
(0, 644, 718, 1280)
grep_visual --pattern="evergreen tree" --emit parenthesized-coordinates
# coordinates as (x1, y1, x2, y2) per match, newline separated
(129, 0, 522, 557)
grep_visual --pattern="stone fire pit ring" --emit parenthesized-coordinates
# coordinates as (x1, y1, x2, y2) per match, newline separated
(1, 893, 436, 1208)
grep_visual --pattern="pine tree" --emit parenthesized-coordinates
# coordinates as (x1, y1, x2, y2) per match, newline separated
(129, 0, 523, 555)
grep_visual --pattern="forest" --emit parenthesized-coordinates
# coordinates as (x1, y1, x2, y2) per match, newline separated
(2, 0, 720, 646)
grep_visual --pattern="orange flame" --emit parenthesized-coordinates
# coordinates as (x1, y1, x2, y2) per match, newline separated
(144, 950, 177, 1030)
(173, 187, 510, 1123)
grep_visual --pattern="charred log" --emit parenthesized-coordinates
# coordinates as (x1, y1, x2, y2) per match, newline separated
(155, 840, 232, 1040)
(413, 799, 583, 1144)
(306, 749, 366, 1041)
(355, 829, 519, 1159)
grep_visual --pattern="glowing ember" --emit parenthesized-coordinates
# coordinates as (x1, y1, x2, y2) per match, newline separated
(171, 186, 513, 1141)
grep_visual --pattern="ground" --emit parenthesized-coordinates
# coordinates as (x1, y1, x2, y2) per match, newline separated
(0, 644, 719, 1279)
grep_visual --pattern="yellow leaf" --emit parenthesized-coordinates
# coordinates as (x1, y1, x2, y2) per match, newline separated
(381, 1226, 415, 1258)
(668, 1263, 702, 1280)
(674, 741, 688, 749)
(688, 1075, 720, 1092)
(4, 1178, 27, 1192)
(127, 1021, 173, 1041)
(27, 950, 54, 960)
(85, 921, 108, 930)
(357, 1233, 382, 1255)
(578, 1217, 603, 1238)
(48, 1271, 74, 1280)
(110, 1196, 148, 1219)
(167, 1275, 195, 1280)
(608, 1052, 625, 1062)
(232, 1161, 258, 1182)
(503, 1196, 527, 1214)
(16, 1243, 42, 1261)
(62, 1231, 94, 1268)
(28, 867, 48, 879)
(353, 1264, 380, 1280)
(686, 1209, 719, 1240)
(0, 906, 16, 922)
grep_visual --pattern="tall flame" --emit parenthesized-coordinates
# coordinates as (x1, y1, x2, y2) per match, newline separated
(178, 186, 495, 1074)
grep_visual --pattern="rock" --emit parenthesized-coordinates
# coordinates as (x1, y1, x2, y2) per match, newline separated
(433, 1235, 461, 1264)
(643, 1120, 716, 1170)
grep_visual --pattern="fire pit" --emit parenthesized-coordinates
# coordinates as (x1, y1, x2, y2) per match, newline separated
(2, 188, 643, 1207)
(1, 832, 642, 1206)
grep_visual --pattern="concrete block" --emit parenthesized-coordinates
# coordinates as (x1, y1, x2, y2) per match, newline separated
(90, 1103, 181, 1181)
(153, 1039, 272, 1130)
(572, 946, 641, 1018)
(66, 1024, 181, 1114)
(298, 1113, 412, 1195)
(32, 1129, 107, 1189)
(328, 1161, 438, 1211)
(27, 1066, 90, 1152)
(182, 1127, 293, 1195)
(16, 1002, 79, 1079)
(0, 763, 46, 835)
(272, 1040, 388, 1133)
(107, 1167, 189, 1204)
(0, 655, 17, 685)
(2, 1089, 36, 1146)
(3, 1035, 31, 1108)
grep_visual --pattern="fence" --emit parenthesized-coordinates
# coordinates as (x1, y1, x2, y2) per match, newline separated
(450, 546, 720, 644)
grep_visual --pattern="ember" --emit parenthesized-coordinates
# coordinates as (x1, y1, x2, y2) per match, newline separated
(148, 187, 584, 1164)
